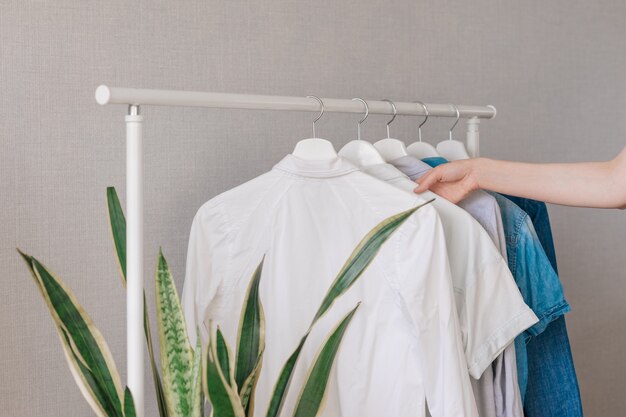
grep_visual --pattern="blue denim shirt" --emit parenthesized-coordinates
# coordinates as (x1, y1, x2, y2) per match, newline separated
(502, 196, 583, 417)
(488, 193, 570, 402)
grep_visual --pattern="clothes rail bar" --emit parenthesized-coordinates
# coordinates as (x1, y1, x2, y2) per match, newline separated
(95, 85, 497, 119)
(94, 84, 496, 417)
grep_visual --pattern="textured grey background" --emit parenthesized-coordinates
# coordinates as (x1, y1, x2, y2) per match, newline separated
(2, 1, 625, 416)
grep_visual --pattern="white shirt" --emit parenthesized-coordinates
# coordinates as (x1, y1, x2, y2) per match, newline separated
(376, 159, 529, 417)
(361, 163, 538, 378)
(182, 154, 478, 417)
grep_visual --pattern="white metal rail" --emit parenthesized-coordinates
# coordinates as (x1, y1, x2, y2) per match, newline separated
(94, 84, 496, 417)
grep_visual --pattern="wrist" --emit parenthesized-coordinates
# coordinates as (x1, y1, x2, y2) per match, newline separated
(469, 157, 490, 190)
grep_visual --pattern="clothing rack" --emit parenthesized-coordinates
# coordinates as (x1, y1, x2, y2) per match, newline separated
(94, 84, 496, 417)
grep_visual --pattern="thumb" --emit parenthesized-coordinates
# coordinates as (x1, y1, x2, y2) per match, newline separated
(413, 170, 439, 193)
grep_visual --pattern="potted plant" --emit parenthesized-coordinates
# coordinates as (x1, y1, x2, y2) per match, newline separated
(17, 187, 431, 417)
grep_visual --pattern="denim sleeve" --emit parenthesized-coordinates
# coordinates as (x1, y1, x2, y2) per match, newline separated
(511, 215, 570, 337)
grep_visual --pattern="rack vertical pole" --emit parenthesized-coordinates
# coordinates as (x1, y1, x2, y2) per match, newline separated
(126, 104, 144, 417)
(466, 117, 480, 158)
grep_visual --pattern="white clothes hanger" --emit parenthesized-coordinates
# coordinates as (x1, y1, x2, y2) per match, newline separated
(338, 98, 386, 167)
(406, 101, 440, 159)
(436, 104, 470, 160)
(373, 99, 410, 162)
(292, 95, 338, 160)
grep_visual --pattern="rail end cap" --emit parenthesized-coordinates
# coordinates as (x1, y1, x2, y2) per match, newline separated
(95, 85, 111, 105)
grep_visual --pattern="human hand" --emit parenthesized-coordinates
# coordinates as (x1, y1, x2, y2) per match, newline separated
(413, 159, 480, 203)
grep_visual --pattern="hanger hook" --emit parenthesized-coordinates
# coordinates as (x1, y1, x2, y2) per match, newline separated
(352, 97, 369, 140)
(381, 99, 397, 139)
(306, 95, 324, 138)
(448, 104, 460, 141)
(414, 101, 429, 142)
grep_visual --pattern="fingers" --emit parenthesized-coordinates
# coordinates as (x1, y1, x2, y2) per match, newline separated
(413, 170, 440, 193)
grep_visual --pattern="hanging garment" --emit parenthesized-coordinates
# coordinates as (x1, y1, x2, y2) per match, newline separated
(391, 156, 527, 417)
(361, 163, 537, 377)
(488, 193, 571, 405)
(502, 195, 583, 417)
(493, 344, 524, 417)
(361, 163, 537, 417)
(421, 156, 527, 417)
(182, 154, 478, 417)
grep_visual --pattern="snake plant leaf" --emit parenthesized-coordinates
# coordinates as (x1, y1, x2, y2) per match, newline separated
(216, 327, 236, 388)
(312, 199, 434, 323)
(264, 338, 305, 417)
(58, 325, 115, 417)
(107, 186, 169, 417)
(239, 347, 264, 417)
(190, 331, 205, 417)
(156, 249, 194, 417)
(17, 248, 124, 417)
(145, 292, 170, 417)
(124, 388, 136, 417)
(265, 201, 433, 417)
(204, 326, 246, 417)
(235, 259, 265, 392)
(106, 187, 127, 284)
(293, 304, 360, 417)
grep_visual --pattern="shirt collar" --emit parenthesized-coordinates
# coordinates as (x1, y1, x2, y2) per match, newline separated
(422, 156, 449, 168)
(360, 163, 410, 182)
(273, 154, 360, 178)
(389, 155, 433, 179)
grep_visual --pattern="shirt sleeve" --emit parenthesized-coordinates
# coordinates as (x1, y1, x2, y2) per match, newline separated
(181, 200, 232, 347)
(462, 255, 539, 379)
(395, 204, 479, 417)
(437, 195, 536, 379)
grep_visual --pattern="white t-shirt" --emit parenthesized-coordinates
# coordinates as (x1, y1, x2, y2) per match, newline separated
(182, 154, 478, 417)
(361, 163, 538, 378)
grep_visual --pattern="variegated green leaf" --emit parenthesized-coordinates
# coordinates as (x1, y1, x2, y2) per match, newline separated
(265, 200, 433, 417)
(58, 325, 114, 417)
(107, 186, 169, 417)
(107, 187, 127, 283)
(312, 199, 434, 323)
(145, 292, 170, 417)
(190, 331, 205, 417)
(204, 326, 246, 417)
(124, 388, 136, 417)
(239, 347, 264, 417)
(293, 304, 360, 417)
(264, 340, 304, 417)
(156, 249, 194, 417)
(17, 248, 124, 417)
(235, 259, 265, 393)
(216, 328, 236, 388)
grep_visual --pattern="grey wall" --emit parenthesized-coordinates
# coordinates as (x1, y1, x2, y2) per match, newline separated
(2, 1, 625, 415)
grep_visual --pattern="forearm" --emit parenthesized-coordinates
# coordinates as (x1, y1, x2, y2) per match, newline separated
(473, 157, 626, 209)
